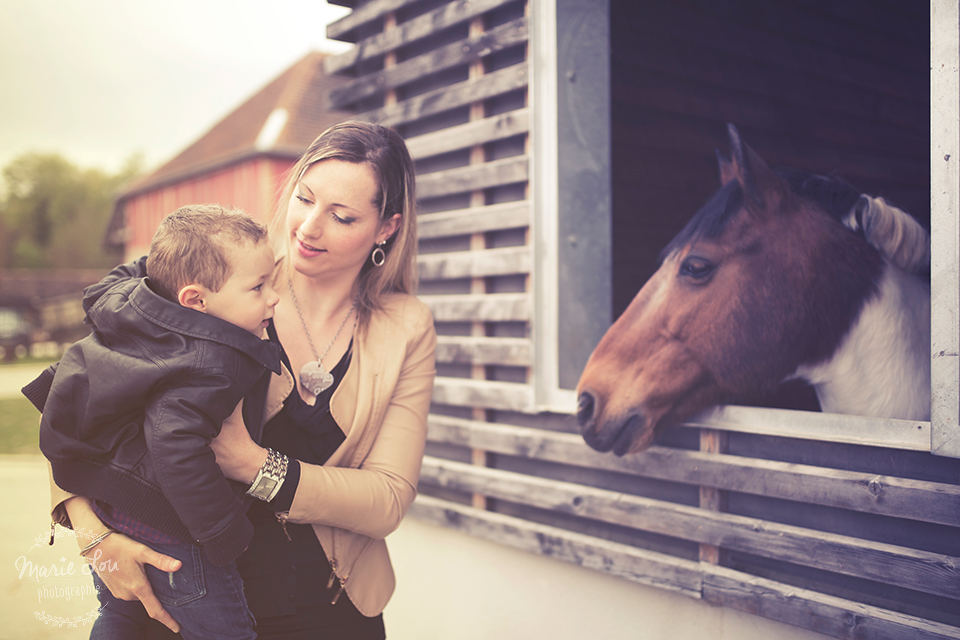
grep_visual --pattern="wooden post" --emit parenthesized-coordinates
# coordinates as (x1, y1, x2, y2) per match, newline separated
(469, 14, 490, 511)
(523, 0, 531, 384)
(383, 12, 398, 107)
(699, 428, 727, 564)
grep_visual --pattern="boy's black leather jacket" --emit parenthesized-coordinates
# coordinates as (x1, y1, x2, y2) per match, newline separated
(23, 257, 281, 566)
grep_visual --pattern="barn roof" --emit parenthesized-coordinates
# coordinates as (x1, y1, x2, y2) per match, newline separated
(117, 50, 350, 198)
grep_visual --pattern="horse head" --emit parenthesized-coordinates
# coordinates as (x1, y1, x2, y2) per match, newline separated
(576, 124, 926, 456)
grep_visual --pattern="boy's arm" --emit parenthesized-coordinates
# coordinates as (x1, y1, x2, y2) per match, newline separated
(22, 363, 58, 413)
(145, 376, 254, 566)
(23, 258, 146, 412)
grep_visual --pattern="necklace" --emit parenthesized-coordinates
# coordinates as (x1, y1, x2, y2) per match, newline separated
(287, 275, 357, 396)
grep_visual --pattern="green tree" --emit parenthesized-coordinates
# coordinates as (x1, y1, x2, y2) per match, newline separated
(0, 152, 143, 269)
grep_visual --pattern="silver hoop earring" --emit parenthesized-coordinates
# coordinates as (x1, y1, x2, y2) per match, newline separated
(371, 241, 386, 267)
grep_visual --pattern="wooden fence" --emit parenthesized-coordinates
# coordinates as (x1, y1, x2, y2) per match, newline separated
(324, 1, 960, 638)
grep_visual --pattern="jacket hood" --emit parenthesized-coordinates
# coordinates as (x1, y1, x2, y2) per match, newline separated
(83, 256, 281, 375)
(83, 256, 150, 314)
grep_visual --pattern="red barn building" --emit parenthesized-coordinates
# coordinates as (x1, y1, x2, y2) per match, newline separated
(107, 51, 349, 261)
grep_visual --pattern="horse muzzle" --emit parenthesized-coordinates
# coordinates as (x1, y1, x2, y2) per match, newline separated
(577, 391, 650, 456)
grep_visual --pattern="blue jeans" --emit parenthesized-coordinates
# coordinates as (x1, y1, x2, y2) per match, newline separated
(90, 539, 255, 640)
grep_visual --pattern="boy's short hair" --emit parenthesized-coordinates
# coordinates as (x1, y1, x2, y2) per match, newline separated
(147, 205, 269, 301)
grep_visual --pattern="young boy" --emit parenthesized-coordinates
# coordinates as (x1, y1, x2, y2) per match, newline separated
(22, 205, 282, 640)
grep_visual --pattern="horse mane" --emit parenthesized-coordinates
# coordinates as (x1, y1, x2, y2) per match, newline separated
(660, 167, 855, 261)
(846, 196, 930, 275)
(776, 168, 862, 221)
(662, 166, 929, 276)
(660, 181, 744, 260)
(779, 169, 930, 275)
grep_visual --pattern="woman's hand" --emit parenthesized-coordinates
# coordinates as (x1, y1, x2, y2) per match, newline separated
(63, 496, 182, 633)
(210, 401, 268, 484)
(88, 532, 183, 633)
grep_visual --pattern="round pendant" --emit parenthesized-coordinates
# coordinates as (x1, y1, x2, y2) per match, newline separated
(300, 361, 334, 396)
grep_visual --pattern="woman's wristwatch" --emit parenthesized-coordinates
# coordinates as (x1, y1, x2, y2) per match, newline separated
(246, 448, 289, 502)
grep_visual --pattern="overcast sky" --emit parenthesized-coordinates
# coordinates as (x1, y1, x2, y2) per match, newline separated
(0, 0, 351, 174)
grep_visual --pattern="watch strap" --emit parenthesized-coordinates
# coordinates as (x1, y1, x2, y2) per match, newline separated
(246, 448, 289, 502)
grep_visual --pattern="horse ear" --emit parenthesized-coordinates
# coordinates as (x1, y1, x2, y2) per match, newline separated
(716, 149, 736, 185)
(726, 123, 785, 211)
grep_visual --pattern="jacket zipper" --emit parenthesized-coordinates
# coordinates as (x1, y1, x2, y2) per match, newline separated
(327, 367, 380, 605)
(276, 513, 292, 541)
(275, 511, 347, 602)
(325, 533, 374, 605)
(326, 557, 347, 604)
(328, 530, 342, 604)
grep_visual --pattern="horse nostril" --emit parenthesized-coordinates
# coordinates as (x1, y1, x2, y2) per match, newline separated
(577, 392, 595, 427)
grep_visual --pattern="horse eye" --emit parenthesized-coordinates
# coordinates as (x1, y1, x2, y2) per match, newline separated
(679, 257, 715, 280)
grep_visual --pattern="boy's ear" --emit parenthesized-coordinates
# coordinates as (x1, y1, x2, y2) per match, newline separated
(178, 284, 207, 312)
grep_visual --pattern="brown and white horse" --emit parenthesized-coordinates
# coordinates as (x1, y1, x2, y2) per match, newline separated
(576, 124, 930, 456)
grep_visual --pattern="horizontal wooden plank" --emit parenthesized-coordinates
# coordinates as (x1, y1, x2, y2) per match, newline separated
(410, 496, 958, 640)
(419, 292, 529, 322)
(425, 418, 960, 528)
(688, 405, 931, 451)
(541, 371, 930, 452)
(357, 63, 528, 128)
(418, 201, 530, 239)
(419, 458, 960, 600)
(432, 376, 532, 412)
(418, 156, 529, 199)
(419, 246, 530, 280)
(410, 495, 703, 597)
(325, 0, 518, 72)
(325, 0, 418, 42)
(702, 564, 960, 640)
(330, 17, 528, 108)
(435, 335, 531, 366)
(406, 109, 530, 159)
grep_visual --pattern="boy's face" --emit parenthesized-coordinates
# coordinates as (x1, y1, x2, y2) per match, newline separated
(201, 240, 279, 335)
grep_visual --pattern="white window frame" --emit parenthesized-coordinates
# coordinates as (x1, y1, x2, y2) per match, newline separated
(530, 0, 567, 412)
(931, 0, 960, 458)
(531, 0, 959, 458)
(530, 0, 611, 413)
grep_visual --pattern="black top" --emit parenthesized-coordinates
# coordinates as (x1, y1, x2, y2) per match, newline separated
(145, 321, 384, 639)
(238, 320, 370, 626)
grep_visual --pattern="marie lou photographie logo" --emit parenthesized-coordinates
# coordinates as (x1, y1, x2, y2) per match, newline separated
(12, 526, 117, 629)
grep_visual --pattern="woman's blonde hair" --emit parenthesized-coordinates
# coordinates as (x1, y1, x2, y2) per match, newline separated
(269, 121, 418, 328)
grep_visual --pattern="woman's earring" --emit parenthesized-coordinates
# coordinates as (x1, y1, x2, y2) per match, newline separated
(371, 241, 386, 267)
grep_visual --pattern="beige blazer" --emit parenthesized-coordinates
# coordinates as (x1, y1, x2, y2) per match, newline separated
(51, 292, 437, 617)
(273, 292, 436, 616)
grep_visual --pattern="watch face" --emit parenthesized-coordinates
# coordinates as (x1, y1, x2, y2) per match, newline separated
(260, 478, 278, 494)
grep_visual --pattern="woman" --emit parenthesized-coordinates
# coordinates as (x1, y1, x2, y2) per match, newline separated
(53, 121, 437, 639)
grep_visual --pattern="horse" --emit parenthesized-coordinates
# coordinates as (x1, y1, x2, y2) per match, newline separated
(576, 124, 931, 456)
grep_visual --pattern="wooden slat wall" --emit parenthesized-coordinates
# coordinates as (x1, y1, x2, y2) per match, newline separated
(420, 416, 960, 638)
(325, 2, 959, 639)
(327, 0, 532, 414)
